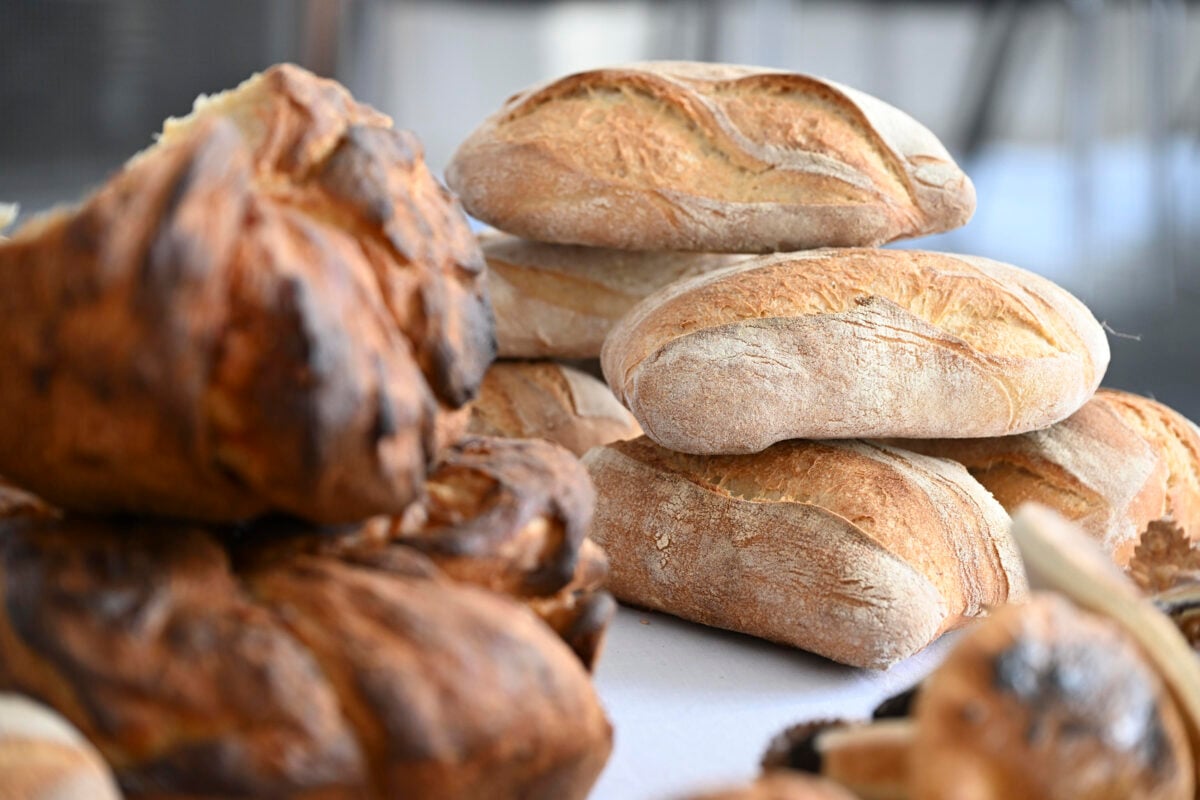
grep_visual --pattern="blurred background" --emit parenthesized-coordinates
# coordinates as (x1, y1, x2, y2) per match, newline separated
(2, 0, 1198, 416)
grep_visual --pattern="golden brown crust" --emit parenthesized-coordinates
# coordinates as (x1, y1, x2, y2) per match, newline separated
(385, 436, 596, 597)
(448, 62, 974, 252)
(912, 593, 1192, 799)
(602, 249, 1109, 452)
(480, 232, 750, 357)
(0, 693, 122, 800)
(900, 390, 1200, 567)
(583, 436, 1026, 668)
(0, 64, 493, 523)
(0, 514, 612, 799)
(468, 362, 642, 456)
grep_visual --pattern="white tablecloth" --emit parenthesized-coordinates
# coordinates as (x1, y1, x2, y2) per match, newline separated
(589, 607, 955, 799)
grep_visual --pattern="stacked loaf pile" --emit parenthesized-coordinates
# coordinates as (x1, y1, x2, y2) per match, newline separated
(0, 65, 616, 799)
(448, 61, 1200, 669)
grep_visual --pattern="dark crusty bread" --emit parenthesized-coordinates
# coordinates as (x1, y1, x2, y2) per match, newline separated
(912, 593, 1192, 799)
(468, 361, 642, 456)
(0, 693, 121, 800)
(0, 64, 493, 524)
(583, 436, 1026, 669)
(448, 62, 974, 252)
(480, 231, 750, 357)
(0, 437, 612, 799)
(603, 249, 1109, 453)
(895, 389, 1200, 567)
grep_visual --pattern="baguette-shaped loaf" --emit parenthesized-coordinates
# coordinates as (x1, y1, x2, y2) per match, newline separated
(895, 390, 1200, 566)
(448, 62, 974, 252)
(603, 249, 1109, 453)
(583, 436, 1027, 668)
(482, 232, 749, 357)
(468, 362, 642, 456)
(0, 693, 121, 800)
(0, 65, 493, 523)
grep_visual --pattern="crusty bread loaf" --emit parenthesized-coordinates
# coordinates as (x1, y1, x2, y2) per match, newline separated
(603, 249, 1109, 453)
(0, 436, 612, 799)
(0, 693, 121, 800)
(468, 362, 641, 456)
(912, 593, 1192, 799)
(448, 62, 974, 252)
(481, 232, 750, 357)
(894, 389, 1200, 566)
(0, 64, 493, 523)
(583, 436, 1026, 669)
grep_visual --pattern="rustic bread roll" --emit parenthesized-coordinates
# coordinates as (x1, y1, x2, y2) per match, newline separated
(468, 362, 642, 456)
(0, 64, 493, 523)
(603, 249, 1109, 453)
(912, 593, 1192, 799)
(448, 62, 974, 252)
(0, 515, 611, 799)
(0, 693, 121, 800)
(583, 436, 1026, 668)
(363, 435, 616, 667)
(481, 232, 749, 357)
(895, 389, 1200, 567)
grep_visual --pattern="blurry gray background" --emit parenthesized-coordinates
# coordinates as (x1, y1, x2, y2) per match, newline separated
(2, 0, 1198, 416)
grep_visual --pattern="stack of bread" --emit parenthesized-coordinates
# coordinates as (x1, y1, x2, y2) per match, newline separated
(0, 65, 615, 799)
(448, 61, 1200, 670)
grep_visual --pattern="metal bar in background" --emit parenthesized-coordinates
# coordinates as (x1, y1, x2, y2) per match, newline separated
(1065, 0, 1102, 306)
(957, 0, 1022, 158)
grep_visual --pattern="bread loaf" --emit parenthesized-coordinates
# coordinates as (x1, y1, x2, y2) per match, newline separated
(0, 437, 612, 799)
(0, 65, 493, 523)
(0, 693, 121, 800)
(894, 389, 1200, 566)
(481, 232, 749, 357)
(912, 593, 1192, 799)
(603, 249, 1109, 453)
(468, 362, 642, 456)
(583, 436, 1026, 668)
(448, 62, 974, 252)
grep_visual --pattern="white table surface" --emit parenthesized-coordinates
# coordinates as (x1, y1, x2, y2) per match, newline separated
(589, 606, 956, 800)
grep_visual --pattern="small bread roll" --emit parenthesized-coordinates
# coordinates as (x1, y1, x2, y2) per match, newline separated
(481, 232, 749, 358)
(896, 389, 1200, 566)
(913, 593, 1192, 799)
(0, 693, 121, 800)
(468, 362, 641, 456)
(603, 249, 1109, 453)
(448, 62, 974, 252)
(583, 436, 1026, 669)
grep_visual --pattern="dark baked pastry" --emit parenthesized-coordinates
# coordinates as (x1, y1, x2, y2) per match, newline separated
(0, 436, 613, 798)
(0, 64, 493, 524)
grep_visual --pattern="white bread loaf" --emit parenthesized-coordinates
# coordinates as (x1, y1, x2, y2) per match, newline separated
(467, 361, 641, 456)
(602, 249, 1109, 454)
(448, 62, 974, 252)
(895, 389, 1200, 567)
(481, 232, 750, 358)
(583, 436, 1027, 669)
